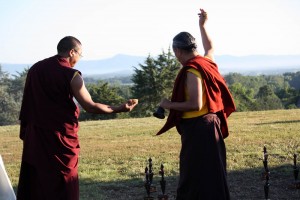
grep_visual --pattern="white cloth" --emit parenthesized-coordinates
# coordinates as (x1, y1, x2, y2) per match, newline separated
(0, 155, 16, 200)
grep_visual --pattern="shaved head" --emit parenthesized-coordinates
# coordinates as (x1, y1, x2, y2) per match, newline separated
(57, 36, 81, 54)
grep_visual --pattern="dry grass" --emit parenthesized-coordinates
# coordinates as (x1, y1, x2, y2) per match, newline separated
(1, 109, 300, 199)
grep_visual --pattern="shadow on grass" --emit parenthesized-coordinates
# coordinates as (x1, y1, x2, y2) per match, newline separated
(228, 164, 300, 200)
(79, 164, 300, 200)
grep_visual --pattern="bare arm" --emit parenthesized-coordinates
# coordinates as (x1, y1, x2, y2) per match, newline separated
(199, 8, 214, 61)
(159, 72, 203, 112)
(71, 73, 138, 114)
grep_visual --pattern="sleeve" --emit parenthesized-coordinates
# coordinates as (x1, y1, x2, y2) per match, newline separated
(71, 71, 80, 82)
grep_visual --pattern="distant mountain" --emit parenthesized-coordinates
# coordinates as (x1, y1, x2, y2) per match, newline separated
(1, 54, 300, 77)
(216, 55, 300, 75)
(75, 54, 145, 76)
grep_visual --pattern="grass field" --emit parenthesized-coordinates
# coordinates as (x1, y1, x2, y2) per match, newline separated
(1, 109, 300, 199)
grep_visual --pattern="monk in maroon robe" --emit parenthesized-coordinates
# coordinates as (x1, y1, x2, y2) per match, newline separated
(17, 36, 138, 200)
(156, 9, 235, 200)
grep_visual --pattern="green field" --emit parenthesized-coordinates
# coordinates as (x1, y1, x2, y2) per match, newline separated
(1, 109, 300, 199)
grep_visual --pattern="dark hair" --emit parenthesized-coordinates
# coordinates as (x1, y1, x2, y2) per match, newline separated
(173, 32, 197, 52)
(57, 36, 81, 53)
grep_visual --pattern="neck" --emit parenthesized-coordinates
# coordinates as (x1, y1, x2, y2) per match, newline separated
(180, 51, 199, 65)
(57, 52, 69, 58)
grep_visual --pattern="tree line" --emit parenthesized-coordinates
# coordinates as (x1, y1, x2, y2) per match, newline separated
(1, 49, 299, 125)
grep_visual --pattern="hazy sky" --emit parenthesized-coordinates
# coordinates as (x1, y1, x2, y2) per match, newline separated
(0, 0, 299, 63)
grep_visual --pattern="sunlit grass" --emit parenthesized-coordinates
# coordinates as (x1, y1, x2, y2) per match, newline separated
(1, 109, 300, 199)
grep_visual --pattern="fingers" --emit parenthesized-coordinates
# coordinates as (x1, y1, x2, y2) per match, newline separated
(131, 99, 138, 104)
(127, 98, 138, 107)
(198, 8, 207, 19)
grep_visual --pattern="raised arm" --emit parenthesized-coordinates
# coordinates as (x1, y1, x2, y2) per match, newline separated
(198, 8, 214, 61)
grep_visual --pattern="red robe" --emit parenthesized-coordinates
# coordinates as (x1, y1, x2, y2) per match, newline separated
(17, 55, 81, 200)
(156, 55, 236, 138)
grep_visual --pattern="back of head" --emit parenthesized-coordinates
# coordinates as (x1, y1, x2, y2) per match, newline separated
(173, 32, 197, 52)
(57, 36, 81, 54)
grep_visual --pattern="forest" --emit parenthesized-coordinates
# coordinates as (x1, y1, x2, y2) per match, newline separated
(1, 50, 299, 125)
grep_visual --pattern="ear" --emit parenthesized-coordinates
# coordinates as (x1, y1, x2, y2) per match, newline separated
(69, 49, 75, 57)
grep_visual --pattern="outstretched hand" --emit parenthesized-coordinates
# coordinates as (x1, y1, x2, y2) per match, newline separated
(198, 8, 208, 26)
(121, 99, 139, 112)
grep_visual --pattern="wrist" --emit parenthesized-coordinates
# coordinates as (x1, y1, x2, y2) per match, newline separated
(166, 101, 173, 110)
(111, 105, 124, 113)
(199, 24, 206, 29)
(117, 104, 125, 113)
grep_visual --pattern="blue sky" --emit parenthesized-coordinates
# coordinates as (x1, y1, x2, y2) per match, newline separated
(0, 0, 299, 63)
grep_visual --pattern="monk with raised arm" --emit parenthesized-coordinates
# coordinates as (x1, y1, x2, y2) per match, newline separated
(17, 36, 138, 200)
(156, 9, 235, 200)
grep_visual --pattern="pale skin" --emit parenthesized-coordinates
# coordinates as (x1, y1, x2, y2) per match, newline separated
(159, 8, 213, 112)
(58, 45, 138, 114)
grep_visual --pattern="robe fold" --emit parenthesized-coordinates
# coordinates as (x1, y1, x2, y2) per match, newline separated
(156, 55, 236, 138)
(17, 55, 81, 200)
(156, 55, 235, 200)
(176, 113, 230, 200)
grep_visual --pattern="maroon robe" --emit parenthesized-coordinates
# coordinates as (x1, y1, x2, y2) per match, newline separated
(17, 55, 81, 200)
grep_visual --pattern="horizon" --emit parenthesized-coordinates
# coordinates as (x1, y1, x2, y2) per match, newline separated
(1, 53, 300, 65)
(0, 0, 300, 64)
(2, 54, 300, 77)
